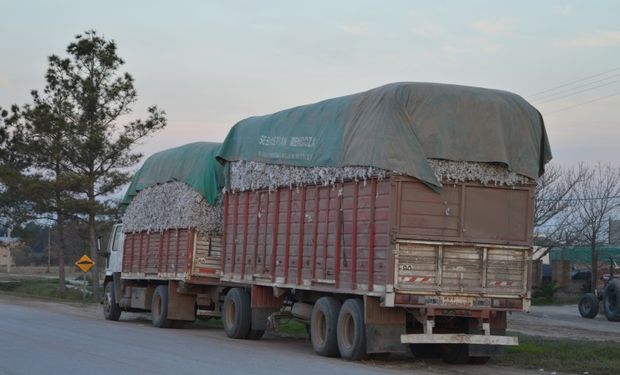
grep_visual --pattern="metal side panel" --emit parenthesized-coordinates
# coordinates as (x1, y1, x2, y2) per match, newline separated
(394, 240, 530, 299)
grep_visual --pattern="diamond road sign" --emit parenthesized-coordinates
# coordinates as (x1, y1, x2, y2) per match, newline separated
(75, 254, 95, 273)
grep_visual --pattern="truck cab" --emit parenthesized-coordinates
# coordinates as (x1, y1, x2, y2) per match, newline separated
(105, 223, 124, 276)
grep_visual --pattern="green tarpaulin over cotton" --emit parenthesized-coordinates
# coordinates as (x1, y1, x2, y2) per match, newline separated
(122, 142, 225, 206)
(217, 82, 552, 190)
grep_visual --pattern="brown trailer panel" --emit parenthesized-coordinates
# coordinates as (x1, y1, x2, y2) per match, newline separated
(122, 229, 222, 282)
(221, 178, 391, 295)
(221, 175, 534, 306)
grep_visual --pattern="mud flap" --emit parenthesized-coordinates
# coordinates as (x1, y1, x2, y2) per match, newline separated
(167, 281, 196, 321)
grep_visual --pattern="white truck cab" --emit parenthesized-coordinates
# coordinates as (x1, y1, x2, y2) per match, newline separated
(105, 223, 124, 275)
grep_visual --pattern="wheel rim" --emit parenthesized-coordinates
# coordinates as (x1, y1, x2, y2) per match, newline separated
(225, 300, 236, 328)
(340, 313, 355, 350)
(153, 294, 161, 318)
(104, 290, 113, 314)
(583, 299, 592, 311)
(315, 311, 327, 345)
(609, 290, 618, 312)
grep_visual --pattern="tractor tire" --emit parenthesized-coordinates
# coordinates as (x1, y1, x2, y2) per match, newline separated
(578, 293, 599, 318)
(310, 296, 342, 357)
(603, 279, 620, 321)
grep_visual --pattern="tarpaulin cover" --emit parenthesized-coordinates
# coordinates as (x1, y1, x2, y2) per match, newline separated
(122, 142, 224, 206)
(217, 82, 552, 190)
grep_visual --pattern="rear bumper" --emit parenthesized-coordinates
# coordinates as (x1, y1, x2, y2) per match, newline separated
(401, 333, 518, 346)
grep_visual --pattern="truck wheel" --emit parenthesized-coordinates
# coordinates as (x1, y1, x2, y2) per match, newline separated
(469, 356, 490, 364)
(311, 296, 341, 357)
(579, 293, 599, 318)
(103, 282, 121, 321)
(337, 299, 367, 361)
(223, 288, 252, 339)
(152, 285, 173, 328)
(246, 329, 265, 340)
(409, 344, 441, 358)
(603, 280, 620, 321)
(441, 344, 470, 364)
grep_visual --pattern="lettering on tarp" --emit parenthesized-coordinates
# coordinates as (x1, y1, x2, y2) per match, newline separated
(258, 135, 317, 148)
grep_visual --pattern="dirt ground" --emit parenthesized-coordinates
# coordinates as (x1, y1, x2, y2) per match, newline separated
(509, 303, 620, 342)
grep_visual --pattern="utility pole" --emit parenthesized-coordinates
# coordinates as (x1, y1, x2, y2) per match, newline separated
(46, 227, 51, 273)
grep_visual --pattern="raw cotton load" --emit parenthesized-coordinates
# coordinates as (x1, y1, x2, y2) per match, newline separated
(229, 161, 388, 192)
(428, 159, 532, 186)
(228, 159, 532, 192)
(122, 181, 223, 235)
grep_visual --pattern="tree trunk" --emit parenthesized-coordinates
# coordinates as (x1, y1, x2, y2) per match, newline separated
(88, 186, 101, 302)
(591, 237, 598, 293)
(57, 221, 67, 295)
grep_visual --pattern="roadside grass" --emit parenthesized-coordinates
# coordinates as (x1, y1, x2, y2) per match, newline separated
(195, 316, 307, 336)
(493, 335, 619, 375)
(0, 278, 87, 302)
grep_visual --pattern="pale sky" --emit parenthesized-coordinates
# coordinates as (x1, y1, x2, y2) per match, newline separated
(1, 1, 619, 168)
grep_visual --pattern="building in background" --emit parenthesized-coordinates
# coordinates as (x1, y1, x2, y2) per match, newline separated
(610, 219, 620, 246)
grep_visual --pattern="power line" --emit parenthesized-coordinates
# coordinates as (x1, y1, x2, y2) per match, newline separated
(538, 195, 620, 202)
(534, 79, 620, 105)
(531, 74, 620, 103)
(543, 91, 620, 115)
(527, 67, 620, 98)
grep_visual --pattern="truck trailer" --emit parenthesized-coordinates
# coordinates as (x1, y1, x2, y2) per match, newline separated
(103, 82, 551, 364)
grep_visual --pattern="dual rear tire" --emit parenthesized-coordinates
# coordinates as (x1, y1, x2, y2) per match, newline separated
(310, 297, 367, 361)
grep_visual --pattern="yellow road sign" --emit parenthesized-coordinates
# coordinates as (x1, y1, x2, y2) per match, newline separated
(75, 254, 95, 273)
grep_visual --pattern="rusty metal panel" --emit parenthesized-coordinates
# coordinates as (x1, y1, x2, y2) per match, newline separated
(364, 296, 406, 325)
(122, 229, 191, 280)
(394, 240, 530, 304)
(167, 280, 196, 321)
(251, 285, 283, 309)
(463, 186, 530, 244)
(220, 178, 392, 296)
(393, 176, 534, 247)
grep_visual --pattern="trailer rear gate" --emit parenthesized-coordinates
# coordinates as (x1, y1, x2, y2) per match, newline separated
(220, 175, 534, 300)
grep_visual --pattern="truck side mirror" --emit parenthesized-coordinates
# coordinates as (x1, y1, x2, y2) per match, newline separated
(97, 235, 109, 258)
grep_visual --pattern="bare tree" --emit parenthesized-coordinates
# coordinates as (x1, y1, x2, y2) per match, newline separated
(533, 163, 586, 258)
(571, 163, 620, 291)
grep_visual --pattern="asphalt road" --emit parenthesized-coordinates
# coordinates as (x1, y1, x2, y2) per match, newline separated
(0, 297, 549, 375)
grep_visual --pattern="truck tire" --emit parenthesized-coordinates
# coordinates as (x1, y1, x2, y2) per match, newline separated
(441, 344, 470, 364)
(223, 288, 252, 339)
(103, 282, 121, 321)
(603, 279, 620, 321)
(578, 293, 599, 318)
(337, 299, 367, 361)
(409, 344, 441, 358)
(152, 285, 173, 328)
(246, 329, 265, 340)
(311, 296, 341, 357)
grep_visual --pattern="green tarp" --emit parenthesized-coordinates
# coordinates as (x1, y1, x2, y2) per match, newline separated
(122, 142, 224, 206)
(217, 82, 552, 190)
